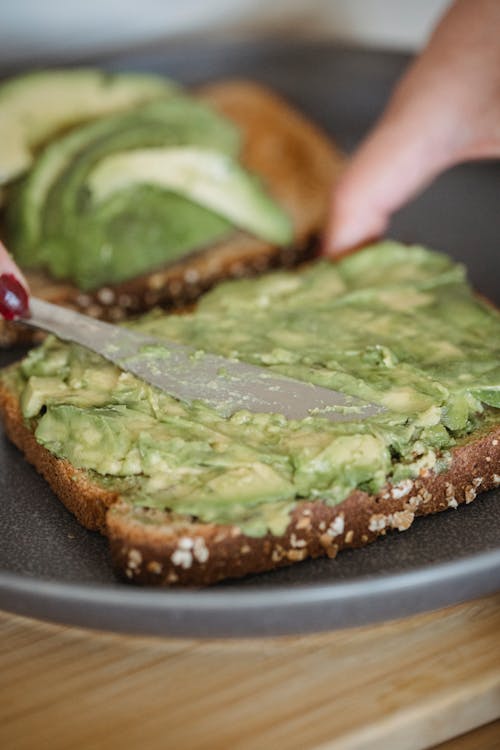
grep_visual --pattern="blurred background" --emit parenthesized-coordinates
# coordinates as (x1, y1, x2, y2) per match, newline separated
(1, 0, 450, 69)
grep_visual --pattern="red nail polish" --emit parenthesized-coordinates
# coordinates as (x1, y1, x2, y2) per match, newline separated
(0, 274, 31, 321)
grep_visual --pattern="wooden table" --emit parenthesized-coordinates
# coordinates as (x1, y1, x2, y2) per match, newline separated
(1, 595, 499, 750)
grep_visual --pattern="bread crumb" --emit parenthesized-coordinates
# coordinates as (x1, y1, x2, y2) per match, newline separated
(494, 474, 500, 484)
(345, 530, 354, 544)
(448, 497, 458, 509)
(492, 439, 498, 446)
(240, 544, 251, 554)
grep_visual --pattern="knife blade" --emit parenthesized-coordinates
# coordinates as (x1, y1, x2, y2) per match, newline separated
(20, 297, 385, 422)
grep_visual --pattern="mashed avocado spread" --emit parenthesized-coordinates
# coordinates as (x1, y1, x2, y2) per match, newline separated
(4, 242, 500, 536)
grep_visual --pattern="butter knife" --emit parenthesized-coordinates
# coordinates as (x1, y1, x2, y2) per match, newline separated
(20, 297, 384, 422)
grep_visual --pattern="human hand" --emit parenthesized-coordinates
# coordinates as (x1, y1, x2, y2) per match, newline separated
(323, 0, 500, 256)
(0, 240, 30, 320)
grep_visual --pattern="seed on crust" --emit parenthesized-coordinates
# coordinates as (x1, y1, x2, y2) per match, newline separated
(326, 514, 345, 538)
(369, 514, 387, 532)
(171, 548, 193, 569)
(391, 479, 413, 499)
(390, 510, 415, 531)
(127, 548, 142, 570)
(464, 485, 477, 504)
(287, 548, 308, 561)
(193, 537, 209, 563)
(76, 294, 92, 308)
(296, 516, 312, 530)
(147, 561, 163, 574)
(272, 546, 285, 562)
(290, 533, 307, 549)
(185, 269, 200, 284)
(97, 287, 115, 305)
(148, 273, 166, 290)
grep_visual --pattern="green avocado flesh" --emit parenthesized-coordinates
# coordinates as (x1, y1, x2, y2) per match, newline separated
(3, 242, 500, 537)
(87, 147, 292, 245)
(0, 69, 176, 185)
(6, 94, 245, 290)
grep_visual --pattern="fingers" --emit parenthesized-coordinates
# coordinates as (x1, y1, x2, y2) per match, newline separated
(323, 100, 458, 256)
(0, 240, 29, 291)
(323, 0, 500, 257)
(0, 241, 30, 320)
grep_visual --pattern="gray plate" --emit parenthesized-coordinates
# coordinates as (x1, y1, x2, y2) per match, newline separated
(1, 42, 499, 637)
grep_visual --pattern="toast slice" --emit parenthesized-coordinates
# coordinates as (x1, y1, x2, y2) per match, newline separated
(0, 378, 499, 585)
(1, 243, 499, 586)
(0, 79, 343, 346)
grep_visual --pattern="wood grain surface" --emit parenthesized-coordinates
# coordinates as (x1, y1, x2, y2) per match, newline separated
(1, 595, 500, 750)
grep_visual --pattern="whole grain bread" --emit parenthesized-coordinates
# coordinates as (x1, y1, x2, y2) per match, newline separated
(1, 375, 499, 586)
(0, 80, 343, 347)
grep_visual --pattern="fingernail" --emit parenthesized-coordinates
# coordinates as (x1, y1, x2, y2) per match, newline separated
(0, 273, 31, 320)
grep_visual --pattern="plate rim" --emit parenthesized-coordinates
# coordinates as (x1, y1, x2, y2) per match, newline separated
(2, 546, 499, 637)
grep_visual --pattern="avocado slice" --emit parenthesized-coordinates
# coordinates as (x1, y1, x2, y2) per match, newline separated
(87, 147, 293, 245)
(9, 96, 241, 267)
(0, 69, 176, 185)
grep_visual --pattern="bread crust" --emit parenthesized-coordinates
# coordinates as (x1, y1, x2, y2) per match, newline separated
(0, 80, 343, 346)
(1, 376, 499, 586)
